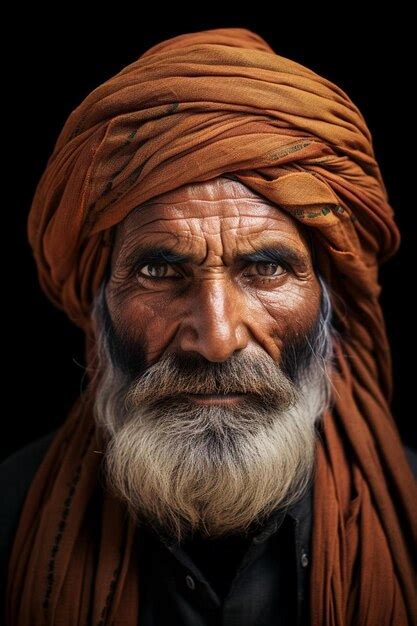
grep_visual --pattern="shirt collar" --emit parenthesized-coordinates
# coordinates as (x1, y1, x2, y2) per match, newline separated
(248, 478, 313, 543)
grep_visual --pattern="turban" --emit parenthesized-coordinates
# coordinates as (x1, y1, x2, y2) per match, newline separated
(6, 27, 417, 625)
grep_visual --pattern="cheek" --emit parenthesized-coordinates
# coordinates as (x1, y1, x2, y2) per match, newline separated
(257, 279, 322, 341)
(109, 288, 182, 362)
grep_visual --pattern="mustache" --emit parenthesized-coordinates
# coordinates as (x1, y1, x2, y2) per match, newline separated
(124, 350, 297, 409)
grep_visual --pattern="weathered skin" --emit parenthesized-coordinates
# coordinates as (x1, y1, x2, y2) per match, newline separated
(106, 176, 321, 376)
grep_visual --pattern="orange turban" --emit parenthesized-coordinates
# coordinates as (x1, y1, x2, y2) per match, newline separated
(6, 27, 417, 625)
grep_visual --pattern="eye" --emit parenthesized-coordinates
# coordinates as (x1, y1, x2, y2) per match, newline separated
(136, 262, 179, 280)
(244, 261, 287, 279)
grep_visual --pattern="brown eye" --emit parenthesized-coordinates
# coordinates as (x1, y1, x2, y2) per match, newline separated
(137, 262, 178, 279)
(256, 262, 285, 276)
(243, 262, 286, 279)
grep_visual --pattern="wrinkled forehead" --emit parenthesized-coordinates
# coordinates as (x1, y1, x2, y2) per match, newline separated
(110, 175, 314, 264)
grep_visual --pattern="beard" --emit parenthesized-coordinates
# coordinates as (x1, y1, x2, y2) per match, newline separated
(90, 275, 336, 544)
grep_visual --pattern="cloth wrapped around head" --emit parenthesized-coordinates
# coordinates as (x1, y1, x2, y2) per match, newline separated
(6, 27, 417, 625)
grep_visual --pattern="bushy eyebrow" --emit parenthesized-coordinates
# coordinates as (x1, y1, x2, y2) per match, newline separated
(123, 241, 309, 270)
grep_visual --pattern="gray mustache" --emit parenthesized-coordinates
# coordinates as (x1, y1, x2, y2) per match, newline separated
(125, 352, 297, 407)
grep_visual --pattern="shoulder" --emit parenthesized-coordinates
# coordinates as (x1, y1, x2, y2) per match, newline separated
(0, 429, 58, 609)
(0, 428, 58, 541)
(0, 428, 58, 505)
(0, 428, 58, 471)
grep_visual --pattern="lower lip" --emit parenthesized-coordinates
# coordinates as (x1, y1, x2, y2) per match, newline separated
(185, 393, 247, 405)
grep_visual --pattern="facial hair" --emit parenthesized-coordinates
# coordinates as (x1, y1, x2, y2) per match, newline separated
(91, 274, 336, 544)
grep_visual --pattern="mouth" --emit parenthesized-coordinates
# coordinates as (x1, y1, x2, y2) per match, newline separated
(184, 392, 249, 405)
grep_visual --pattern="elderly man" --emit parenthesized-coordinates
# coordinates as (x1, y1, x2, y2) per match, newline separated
(1, 27, 416, 626)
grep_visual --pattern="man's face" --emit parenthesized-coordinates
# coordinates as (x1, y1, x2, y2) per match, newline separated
(92, 175, 334, 543)
(105, 175, 322, 378)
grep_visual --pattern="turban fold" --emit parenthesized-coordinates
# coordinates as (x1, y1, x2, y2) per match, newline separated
(6, 27, 417, 625)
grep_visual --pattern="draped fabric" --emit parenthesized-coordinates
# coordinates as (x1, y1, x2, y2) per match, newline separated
(6, 27, 417, 625)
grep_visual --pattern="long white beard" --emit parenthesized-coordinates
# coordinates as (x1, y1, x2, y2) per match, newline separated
(91, 280, 335, 544)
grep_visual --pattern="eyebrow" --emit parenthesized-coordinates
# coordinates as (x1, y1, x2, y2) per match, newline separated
(124, 241, 309, 270)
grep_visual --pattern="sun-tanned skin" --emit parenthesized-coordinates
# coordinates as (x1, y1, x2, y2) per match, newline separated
(105, 176, 321, 384)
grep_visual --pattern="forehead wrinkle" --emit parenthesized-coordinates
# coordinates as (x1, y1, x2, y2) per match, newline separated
(123, 208, 293, 238)
(117, 218, 306, 262)
(113, 200, 307, 267)
(125, 194, 286, 228)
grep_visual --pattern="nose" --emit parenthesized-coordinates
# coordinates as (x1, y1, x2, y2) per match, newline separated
(177, 279, 250, 362)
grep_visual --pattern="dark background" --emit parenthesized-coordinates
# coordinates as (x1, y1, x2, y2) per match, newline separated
(4, 12, 415, 461)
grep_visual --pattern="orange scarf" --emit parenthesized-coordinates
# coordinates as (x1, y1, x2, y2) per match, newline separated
(6, 27, 417, 625)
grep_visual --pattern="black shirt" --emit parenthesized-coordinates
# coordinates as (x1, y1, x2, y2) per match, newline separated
(1, 430, 416, 626)
(137, 485, 312, 625)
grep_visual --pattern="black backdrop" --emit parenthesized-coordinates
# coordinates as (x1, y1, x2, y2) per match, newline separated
(4, 10, 415, 461)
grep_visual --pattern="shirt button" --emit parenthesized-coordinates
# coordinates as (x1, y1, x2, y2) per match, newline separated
(300, 550, 309, 568)
(185, 574, 195, 590)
